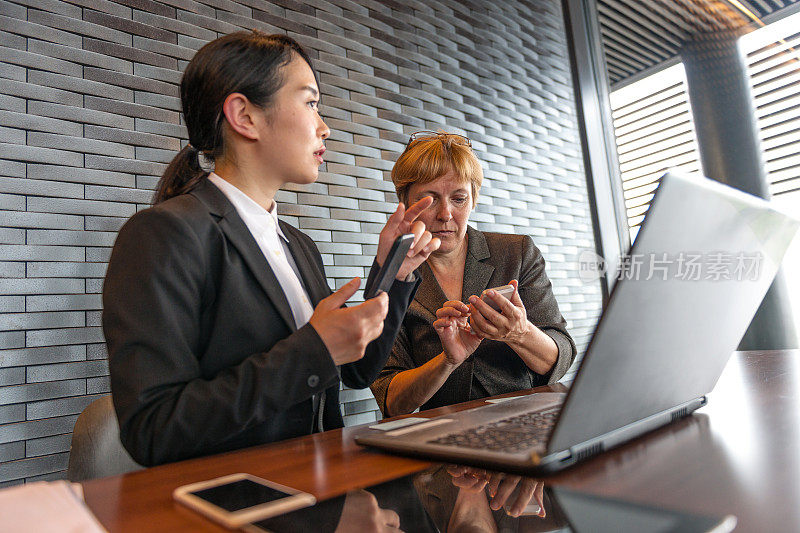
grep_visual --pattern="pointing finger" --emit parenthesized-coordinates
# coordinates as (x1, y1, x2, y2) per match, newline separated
(436, 306, 465, 318)
(443, 300, 470, 313)
(318, 277, 360, 310)
(403, 196, 433, 223)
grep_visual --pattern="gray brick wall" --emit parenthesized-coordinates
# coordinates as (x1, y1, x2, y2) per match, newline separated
(0, 0, 602, 484)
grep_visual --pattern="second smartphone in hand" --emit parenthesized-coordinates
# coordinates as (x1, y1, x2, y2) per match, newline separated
(364, 233, 415, 300)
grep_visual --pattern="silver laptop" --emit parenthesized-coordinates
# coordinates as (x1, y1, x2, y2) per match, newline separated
(355, 171, 799, 474)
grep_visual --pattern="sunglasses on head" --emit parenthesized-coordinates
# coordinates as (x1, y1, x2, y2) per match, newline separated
(406, 130, 472, 149)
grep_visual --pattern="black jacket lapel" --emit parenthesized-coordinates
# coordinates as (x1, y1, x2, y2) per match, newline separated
(191, 179, 297, 332)
(280, 221, 331, 306)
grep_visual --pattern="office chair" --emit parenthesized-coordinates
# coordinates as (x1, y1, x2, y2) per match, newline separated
(67, 395, 143, 482)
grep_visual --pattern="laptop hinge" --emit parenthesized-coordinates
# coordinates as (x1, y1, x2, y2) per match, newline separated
(558, 396, 706, 462)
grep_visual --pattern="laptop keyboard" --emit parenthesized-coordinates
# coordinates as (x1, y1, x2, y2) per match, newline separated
(427, 406, 560, 452)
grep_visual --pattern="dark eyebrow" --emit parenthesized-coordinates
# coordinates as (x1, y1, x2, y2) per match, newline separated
(302, 85, 319, 98)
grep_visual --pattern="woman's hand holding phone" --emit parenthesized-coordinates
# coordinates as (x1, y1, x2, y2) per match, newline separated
(312, 196, 442, 367)
(434, 280, 531, 365)
(467, 280, 530, 344)
(309, 277, 389, 366)
(377, 197, 440, 282)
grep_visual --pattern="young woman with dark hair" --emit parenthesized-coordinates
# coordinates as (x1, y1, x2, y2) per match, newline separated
(102, 31, 439, 467)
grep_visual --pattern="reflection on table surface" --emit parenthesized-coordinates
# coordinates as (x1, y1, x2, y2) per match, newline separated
(247, 462, 733, 533)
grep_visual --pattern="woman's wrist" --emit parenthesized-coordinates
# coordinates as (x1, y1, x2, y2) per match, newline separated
(440, 350, 463, 370)
(506, 321, 559, 374)
(505, 320, 535, 349)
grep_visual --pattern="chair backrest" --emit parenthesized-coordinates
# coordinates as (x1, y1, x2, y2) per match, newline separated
(67, 395, 143, 482)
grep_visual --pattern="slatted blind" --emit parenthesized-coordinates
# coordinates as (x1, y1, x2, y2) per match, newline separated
(742, 16, 800, 198)
(608, 63, 702, 240)
(609, 14, 800, 242)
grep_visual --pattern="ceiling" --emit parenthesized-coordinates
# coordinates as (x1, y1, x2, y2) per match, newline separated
(597, 0, 800, 87)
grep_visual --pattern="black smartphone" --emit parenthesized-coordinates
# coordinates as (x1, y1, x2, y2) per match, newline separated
(364, 233, 415, 300)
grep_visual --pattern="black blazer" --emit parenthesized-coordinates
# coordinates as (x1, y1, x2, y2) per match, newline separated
(103, 178, 419, 466)
(370, 227, 575, 415)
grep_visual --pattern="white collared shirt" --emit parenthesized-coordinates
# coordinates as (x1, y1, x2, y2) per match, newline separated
(208, 173, 314, 329)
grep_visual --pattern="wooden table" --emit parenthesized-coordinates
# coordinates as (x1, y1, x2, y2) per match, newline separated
(81, 350, 800, 532)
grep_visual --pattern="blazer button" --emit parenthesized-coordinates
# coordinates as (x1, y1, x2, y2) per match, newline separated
(307, 375, 320, 388)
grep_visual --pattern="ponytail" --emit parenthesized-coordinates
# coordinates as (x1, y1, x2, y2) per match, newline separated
(153, 145, 207, 204)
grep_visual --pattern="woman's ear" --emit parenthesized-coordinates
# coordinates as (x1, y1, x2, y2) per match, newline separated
(222, 93, 259, 141)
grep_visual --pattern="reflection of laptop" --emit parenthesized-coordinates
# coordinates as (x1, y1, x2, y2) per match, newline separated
(356, 171, 799, 474)
(544, 486, 736, 533)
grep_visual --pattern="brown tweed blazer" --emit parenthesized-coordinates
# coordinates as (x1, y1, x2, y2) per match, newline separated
(370, 226, 576, 416)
